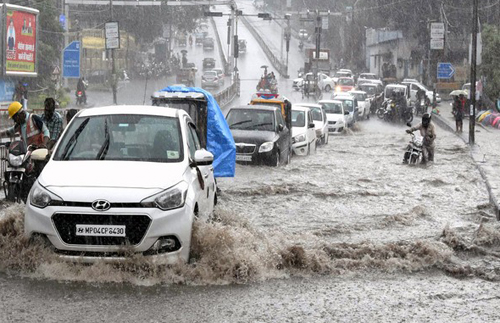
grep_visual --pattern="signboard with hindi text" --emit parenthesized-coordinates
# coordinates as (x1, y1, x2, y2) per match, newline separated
(1, 4, 39, 77)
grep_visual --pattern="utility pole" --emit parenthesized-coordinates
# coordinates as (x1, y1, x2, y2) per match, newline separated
(110, 0, 117, 104)
(284, 14, 291, 77)
(315, 13, 321, 88)
(469, 0, 479, 145)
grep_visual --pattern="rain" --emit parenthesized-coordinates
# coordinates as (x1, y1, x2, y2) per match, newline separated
(1, 0, 500, 321)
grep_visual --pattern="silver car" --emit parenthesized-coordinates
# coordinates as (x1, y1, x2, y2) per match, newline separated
(201, 70, 220, 88)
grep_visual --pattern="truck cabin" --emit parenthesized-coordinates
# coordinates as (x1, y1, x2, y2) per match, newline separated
(151, 91, 208, 148)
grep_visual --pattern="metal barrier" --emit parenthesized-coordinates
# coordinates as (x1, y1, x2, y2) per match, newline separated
(240, 16, 289, 78)
(210, 17, 229, 76)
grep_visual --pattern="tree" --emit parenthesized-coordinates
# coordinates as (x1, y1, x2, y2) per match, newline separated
(480, 24, 500, 99)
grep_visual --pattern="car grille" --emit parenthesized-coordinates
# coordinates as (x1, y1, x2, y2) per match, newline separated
(52, 213, 151, 246)
(328, 121, 337, 125)
(236, 144, 256, 154)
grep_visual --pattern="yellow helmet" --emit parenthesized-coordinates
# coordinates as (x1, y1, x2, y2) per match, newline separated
(8, 101, 23, 118)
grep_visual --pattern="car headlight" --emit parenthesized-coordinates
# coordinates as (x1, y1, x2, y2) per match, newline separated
(8, 154, 23, 167)
(30, 182, 63, 209)
(141, 181, 189, 211)
(292, 134, 306, 144)
(259, 142, 274, 153)
(335, 86, 342, 92)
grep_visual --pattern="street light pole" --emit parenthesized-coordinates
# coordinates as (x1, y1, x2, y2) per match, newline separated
(469, 0, 478, 145)
(109, 0, 117, 104)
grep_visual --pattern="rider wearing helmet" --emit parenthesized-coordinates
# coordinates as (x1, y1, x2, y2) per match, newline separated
(406, 113, 436, 164)
(0, 101, 50, 147)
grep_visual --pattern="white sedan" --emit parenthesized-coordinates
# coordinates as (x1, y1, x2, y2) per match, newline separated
(318, 100, 348, 134)
(25, 105, 217, 264)
(294, 103, 329, 145)
(293, 73, 335, 92)
(291, 105, 317, 155)
(348, 90, 370, 120)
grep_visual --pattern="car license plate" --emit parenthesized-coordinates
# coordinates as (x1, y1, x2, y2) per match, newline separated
(75, 225, 126, 237)
(235, 154, 252, 161)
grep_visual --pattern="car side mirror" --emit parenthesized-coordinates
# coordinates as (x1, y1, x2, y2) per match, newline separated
(278, 124, 284, 132)
(193, 149, 214, 166)
(308, 122, 315, 129)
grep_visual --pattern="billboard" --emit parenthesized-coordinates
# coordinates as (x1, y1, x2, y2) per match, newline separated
(1, 4, 39, 77)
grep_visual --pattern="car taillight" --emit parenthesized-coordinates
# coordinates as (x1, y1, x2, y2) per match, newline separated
(77, 91, 82, 95)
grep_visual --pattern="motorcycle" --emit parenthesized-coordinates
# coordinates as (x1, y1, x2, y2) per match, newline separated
(403, 132, 423, 165)
(2, 141, 48, 203)
(76, 90, 85, 105)
(415, 98, 427, 116)
(401, 105, 413, 123)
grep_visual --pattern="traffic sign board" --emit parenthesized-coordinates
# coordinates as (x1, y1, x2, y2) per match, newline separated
(437, 62, 455, 79)
(430, 38, 444, 50)
(430, 22, 445, 39)
(105, 21, 120, 49)
(63, 41, 80, 78)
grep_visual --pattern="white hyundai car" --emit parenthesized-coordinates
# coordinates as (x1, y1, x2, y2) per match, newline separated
(25, 105, 216, 264)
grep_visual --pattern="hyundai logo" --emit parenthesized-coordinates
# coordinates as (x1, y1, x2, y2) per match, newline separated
(92, 200, 111, 211)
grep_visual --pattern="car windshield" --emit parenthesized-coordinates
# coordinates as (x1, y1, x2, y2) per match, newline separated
(310, 107, 323, 121)
(204, 71, 217, 77)
(359, 86, 377, 95)
(321, 102, 343, 114)
(385, 87, 406, 98)
(336, 72, 350, 78)
(227, 109, 275, 131)
(350, 93, 366, 101)
(292, 110, 306, 127)
(338, 99, 354, 112)
(339, 78, 354, 86)
(361, 74, 376, 79)
(54, 114, 183, 162)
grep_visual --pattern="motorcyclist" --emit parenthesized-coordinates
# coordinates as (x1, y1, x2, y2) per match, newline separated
(0, 101, 50, 147)
(189, 34, 193, 46)
(406, 113, 436, 164)
(397, 91, 408, 120)
(415, 89, 426, 114)
(76, 77, 87, 104)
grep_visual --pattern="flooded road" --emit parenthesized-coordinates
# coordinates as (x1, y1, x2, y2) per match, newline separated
(1, 0, 500, 320)
(1, 119, 500, 322)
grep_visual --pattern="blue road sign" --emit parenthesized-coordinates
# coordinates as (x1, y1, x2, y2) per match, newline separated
(437, 62, 455, 79)
(59, 14, 66, 30)
(63, 41, 80, 78)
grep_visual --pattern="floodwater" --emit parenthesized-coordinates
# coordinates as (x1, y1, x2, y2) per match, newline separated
(1, 119, 500, 322)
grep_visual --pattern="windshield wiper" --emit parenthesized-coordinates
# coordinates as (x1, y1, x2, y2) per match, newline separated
(60, 118, 90, 160)
(96, 118, 110, 160)
(229, 119, 252, 127)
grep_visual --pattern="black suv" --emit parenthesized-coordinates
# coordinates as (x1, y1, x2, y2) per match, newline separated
(203, 58, 215, 69)
(203, 37, 215, 51)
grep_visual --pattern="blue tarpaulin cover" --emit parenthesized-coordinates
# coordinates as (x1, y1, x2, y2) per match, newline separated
(159, 86, 235, 177)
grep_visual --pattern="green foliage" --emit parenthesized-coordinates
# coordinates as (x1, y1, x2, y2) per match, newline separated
(32, 0, 63, 88)
(481, 25, 500, 99)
